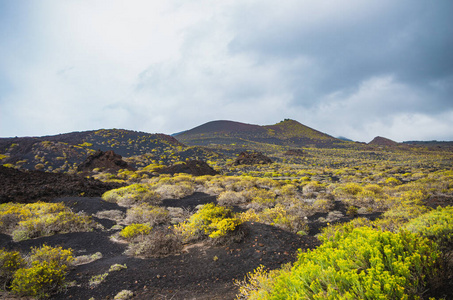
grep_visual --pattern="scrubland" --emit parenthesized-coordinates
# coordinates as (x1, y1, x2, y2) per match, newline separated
(1, 145, 452, 299)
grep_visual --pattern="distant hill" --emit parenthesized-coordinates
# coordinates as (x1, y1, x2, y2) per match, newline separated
(175, 119, 345, 148)
(368, 136, 398, 146)
(0, 129, 218, 172)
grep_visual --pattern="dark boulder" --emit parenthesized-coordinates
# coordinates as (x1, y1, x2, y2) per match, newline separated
(77, 150, 135, 172)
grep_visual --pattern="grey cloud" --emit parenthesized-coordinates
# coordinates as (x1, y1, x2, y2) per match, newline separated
(228, 1, 453, 112)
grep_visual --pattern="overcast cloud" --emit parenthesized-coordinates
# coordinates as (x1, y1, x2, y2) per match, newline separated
(0, 0, 452, 142)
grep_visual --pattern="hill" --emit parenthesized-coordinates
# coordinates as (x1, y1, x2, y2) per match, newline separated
(0, 129, 219, 172)
(175, 119, 345, 149)
(368, 136, 399, 146)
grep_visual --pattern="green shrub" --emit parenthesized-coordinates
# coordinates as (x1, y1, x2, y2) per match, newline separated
(11, 261, 66, 298)
(176, 203, 242, 242)
(240, 225, 441, 299)
(12, 211, 95, 242)
(10, 245, 73, 299)
(385, 177, 402, 186)
(0, 202, 95, 241)
(405, 206, 453, 250)
(29, 245, 74, 269)
(335, 182, 363, 196)
(102, 184, 161, 206)
(0, 249, 24, 288)
(119, 223, 152, 240)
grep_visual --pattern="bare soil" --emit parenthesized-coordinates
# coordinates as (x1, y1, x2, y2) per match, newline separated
(1, 194, 320, 300)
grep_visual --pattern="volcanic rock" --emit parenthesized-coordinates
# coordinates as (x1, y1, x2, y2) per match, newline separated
(158, 160, 218, 176)
(0, 166, 123, 204)
(77, 150, 135, 172)
(233, 151, 273, 165)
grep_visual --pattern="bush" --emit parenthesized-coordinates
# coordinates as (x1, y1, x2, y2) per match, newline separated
(12, 211, 95, 242)
(125, 228, 183, 258)
(155, 182, 195, 199)
(312, 198, 334, 212)
(29, 245, 74, 269)
(258, 204, 309, 233)
(125, 204, 169, 226)
(217, 190, 247, 206)
(10, 245, 73, 299)
(242, 226, 441, 299)
(405, 206, 453, 250)
(335, 182, 363, 196)
(175, 203, 242, 242)
(0, 202, 96, 241)
(119, 224, 152, 240)
(102, 184, 161, 206)
(0, 249, 24, 289)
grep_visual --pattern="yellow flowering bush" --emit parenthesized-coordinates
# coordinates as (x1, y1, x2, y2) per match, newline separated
(119, 223, 152, 240)
(405, 206, 453, 250)
(102, 184, 161, 206)
(176, 203, 242, 242)
(6, 245, 74, 299)
(0, 202, 95, 242)
(239, 226, 440, 299)
(0, 249, 24, 288)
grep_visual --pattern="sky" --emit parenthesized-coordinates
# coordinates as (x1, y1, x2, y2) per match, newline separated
(0, 0, 452, 142)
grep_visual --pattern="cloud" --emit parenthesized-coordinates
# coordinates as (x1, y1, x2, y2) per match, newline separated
(0, 0, 452, 142)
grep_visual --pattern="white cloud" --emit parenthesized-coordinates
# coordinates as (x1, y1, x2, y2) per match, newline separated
(0, 0, 452, 141)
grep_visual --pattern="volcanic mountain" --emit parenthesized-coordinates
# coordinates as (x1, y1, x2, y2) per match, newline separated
(368, 136, 399, 146)
(174, 119, 345, 148)
(0, 129, 215, 172)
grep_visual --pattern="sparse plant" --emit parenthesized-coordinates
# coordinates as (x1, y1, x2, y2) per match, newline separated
(125, 204, 169, 226)
(89, 273, 108, 287)
(114, 289, 134, 300)
(125, 228, 183, 258)
(109, 264, 127, 272)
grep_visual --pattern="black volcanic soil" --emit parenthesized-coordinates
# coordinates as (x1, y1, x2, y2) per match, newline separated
(1, 194, 321, 300)
(158, 160, 218, 176)
(0, 166, 123, 204)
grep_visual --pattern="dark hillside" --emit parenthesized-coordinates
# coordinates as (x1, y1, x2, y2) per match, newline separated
(0, 129, 216, 172)
(0, 166, 122, 204)
(368, 136, 398, 146)
(176, 119, 346, 149)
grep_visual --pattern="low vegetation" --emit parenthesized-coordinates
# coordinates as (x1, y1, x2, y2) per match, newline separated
(0, 202, 96, 241)
(1, 245, 74, 299)
(2, 132, 452, 298)
(236, 207, 451, 299)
